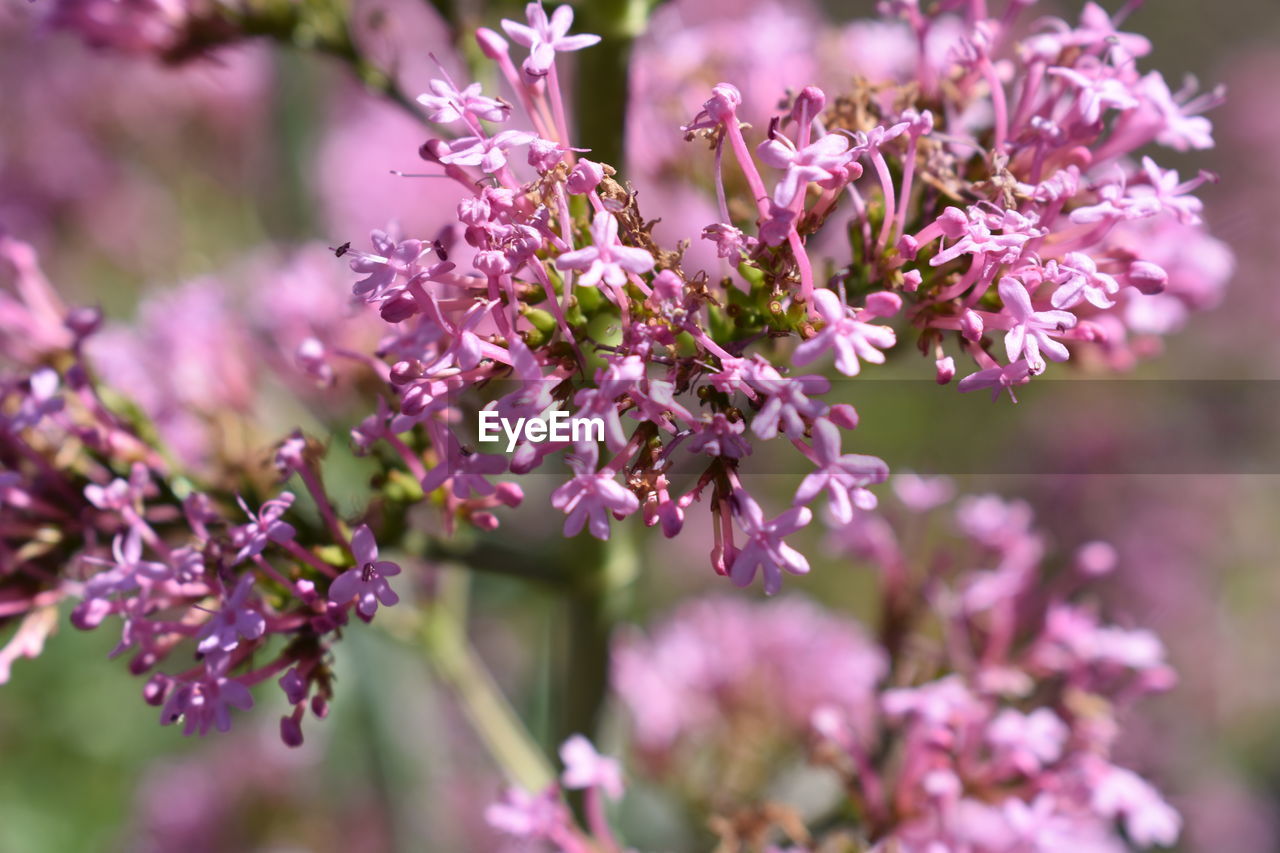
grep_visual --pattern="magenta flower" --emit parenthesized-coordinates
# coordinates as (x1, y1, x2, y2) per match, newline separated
(792, 289, 896, 377)
(550, 444, 639, 540)
(728, 490, 811, 595)
(998, 277, 1077, 370)
(500, 2, 601, 79)
(328, 525, 401, 619)
(555, 211, 655, 288)
(559, 734, 625, 799)
(794, 418, 889, 524)
(81, 528, 170, 600)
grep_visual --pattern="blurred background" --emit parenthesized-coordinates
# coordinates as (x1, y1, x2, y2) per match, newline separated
(2, 0, 1279, 850)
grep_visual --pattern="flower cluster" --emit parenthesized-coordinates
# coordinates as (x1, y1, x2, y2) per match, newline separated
(0, 235, 411, 745)
(600, 481, 1181, 851)
(337, 0, 1226, 604)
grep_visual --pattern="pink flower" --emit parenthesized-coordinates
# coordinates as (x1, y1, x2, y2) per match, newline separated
(794, 418, 889, 524)
(792, 289, 896, 377)
(986, 708, 1068, 775)
(555, 211, 655, 287)
(500, 2, 601, 79)
(756, 132, 855, 206)
(416, 79, 509, 125)
(998, 277, 1077, 370)
(559, 734, 625, 799)
(1092, 765, 1182, 847)
(957, 360, 1034, 402)
(437, 130, 538, 174)
(727, 490, 812, 595)
(550, 444, 639, 540)
(327, 525, 402, 618)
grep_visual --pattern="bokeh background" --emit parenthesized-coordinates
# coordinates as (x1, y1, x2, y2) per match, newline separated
(2, 0, 1279, 850)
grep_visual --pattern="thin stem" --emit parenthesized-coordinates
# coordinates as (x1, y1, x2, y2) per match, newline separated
(424, 570, 555, 792)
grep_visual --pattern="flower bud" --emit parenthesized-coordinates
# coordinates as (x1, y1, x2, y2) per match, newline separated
(791, 85, 826, 122)
(936, 356, 956, 385)
(902, 269, 922, 292)
(827, 404, 859, 429)
(1125, 260, 1168, 295)
(379, 289, 419, 323)
(280, 715, 304, 747)
(960, 309, 984, 342)
(566, 158, 605, 195)
(864, 290, 903, 318)
(475, 27, 509, 60)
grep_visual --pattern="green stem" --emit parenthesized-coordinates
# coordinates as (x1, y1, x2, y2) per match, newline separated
(423, 570, 555, 792)
(572, 0, 660, 168)
(557, 530, 638, 745)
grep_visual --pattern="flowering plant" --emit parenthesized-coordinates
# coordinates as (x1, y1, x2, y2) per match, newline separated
(1, 0, 1234, 848)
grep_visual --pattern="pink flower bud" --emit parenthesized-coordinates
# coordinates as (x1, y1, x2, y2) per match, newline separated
(827, 403, 859, 429)
(902, 269, 922, 291)
(475, 27, 509, 60)
(897, 234, 920, 260)
(792, 85, 826, 122)
(864, 291, 903, 318)
(472, 511, 500, 530)
(566, 158, 605, 195)
(961, 309, 984, 342)
(1125, 260, 1168, 295)
(936, 356, 956, 385)
(496, 482, 524, 507)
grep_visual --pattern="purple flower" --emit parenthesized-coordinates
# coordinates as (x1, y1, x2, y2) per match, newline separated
(687, 413, 752, 460)
(232, 494, 297, 563)
(81, 527, 170, 600)
(728, 490, 811, 595)
(794, 418, 889, 524)
(745, 359, 830, 440)
(196, 575, 266, 655)
(998, 277, 1077, 370)
(328, 525, 402, 619)
(793, 289, 896, 377)
(555, 211, 655, 288)
(160, 668, 255, 737)
(500, 2, 602, 79)
(550, 444, 639, 540)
